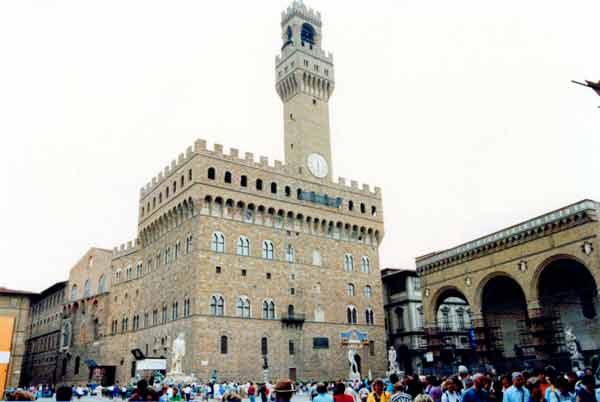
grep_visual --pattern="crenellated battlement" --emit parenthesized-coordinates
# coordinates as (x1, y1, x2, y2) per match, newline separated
(140, 138, 381, 199)
(281, 0, 322, 27)
(112, 238, 140, 258)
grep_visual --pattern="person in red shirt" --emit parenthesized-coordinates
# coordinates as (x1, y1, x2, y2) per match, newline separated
(248, 383, 257, 402)
(334, 382, 355, 402)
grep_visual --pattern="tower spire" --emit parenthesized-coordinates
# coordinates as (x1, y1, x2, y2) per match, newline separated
(276, 1, 335, 181)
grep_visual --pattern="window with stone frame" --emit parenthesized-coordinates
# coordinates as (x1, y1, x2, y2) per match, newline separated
(83, 280, 91, 298)
(261, 337, 268, 355)
(286, 245, 295, 263)
(136, 261, 143, 277)
(211, 232, 225, 253)
(186, 234, 193, 254)
(220, 335, 228, 354)
(236, 236, 250, 256)
(172, 302, 179, 320)
(344, 254, 354, 272)
(210, 295, 225, 316)
(183, 297, 190, 317)
(262, 240, 274, 260)
(152, 309, 158, 325)
(126, 265, 132, 280)
(347, 283, 355, 297)
(360, 256, 370, 273)
(144, 312, 149, 328)
(364, 285, 372, 298)
(236, 296, 251, 318)
(162, 304, 168, 322)
(164, 247, 172, 266)
(365, 308, 374, 325)
(175, 241, 181, 259)
(262, 300, 276, 319)
(346, 305, 357, 324)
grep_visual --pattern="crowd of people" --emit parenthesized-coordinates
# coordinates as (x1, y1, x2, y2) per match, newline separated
(4, 364, 600, 402)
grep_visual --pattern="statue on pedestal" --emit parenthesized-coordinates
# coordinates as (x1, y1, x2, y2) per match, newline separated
(170, 333, 186, 374)
(387, 346, 400, 376)
(348, 348, 360, 380)
(565, 327, 584, 369)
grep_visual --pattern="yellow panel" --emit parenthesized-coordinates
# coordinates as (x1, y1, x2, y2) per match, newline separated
(0, 316, 15, 398)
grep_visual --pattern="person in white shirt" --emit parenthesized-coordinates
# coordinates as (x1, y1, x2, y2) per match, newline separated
(442, 378, 462, 402)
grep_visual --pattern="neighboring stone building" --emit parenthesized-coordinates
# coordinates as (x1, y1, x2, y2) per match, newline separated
(58, 248, 112, 385)
(24, 0, 385, 385)
(417, 199, 600, 372)
(21, 281, 67, 387)
(382, 269, 470, 374)
(0, 287, 36, 397)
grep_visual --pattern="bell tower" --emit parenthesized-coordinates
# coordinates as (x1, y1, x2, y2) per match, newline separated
(276, 0, 335, 182)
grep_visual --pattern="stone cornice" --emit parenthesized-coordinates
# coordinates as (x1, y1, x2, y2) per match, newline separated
(416, 199, 599, 276)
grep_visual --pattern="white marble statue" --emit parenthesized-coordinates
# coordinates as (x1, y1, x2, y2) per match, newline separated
(565, 326, 583, 367)
(388, 346, 399, 374)
(348, 349, 360, 380)
(170, 332, 186, 374)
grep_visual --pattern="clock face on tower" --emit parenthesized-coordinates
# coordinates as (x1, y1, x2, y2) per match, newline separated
(307, 153, 328, 178)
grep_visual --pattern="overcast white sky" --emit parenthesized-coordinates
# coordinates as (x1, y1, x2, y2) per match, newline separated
(1, 0, 599, 292)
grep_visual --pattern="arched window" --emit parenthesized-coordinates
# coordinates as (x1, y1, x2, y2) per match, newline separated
(236, 236, 250, 256)
(220, 335, 228, 354)
(371, 206, 377, 216)
(236, 296, 251, 318)
(74, 356, 80, 375)
(162, 304, 168, 322)
(256, 179, 263, 191)
(70, 285, 78, 302)
(347, 283, 355, 297)
(83, 280, 91, 298)
(207, 167, 216, 180)
(183, 297, 191, 317)
(366, 308, 375, 325)
(312, 250, 322, 266)
(210, 296, 224, 316)
(286, 245, 295, 263)
(285, 186, 291, 197)
(361, 256, 370, 273)
(301, 23, 316, 45)
(224, 171, 232, 183)
(271, 182, 277, 194)
(262, 240, 274, 260)
(364, 285, 372, 298)
(347, 306, 357, 324)
(211, 232, 225, 253)
(262, 300, 275, 319)
(348, 200, 354, 211)
(172, 301, 179, 320)
(297, 188, 303, 200)
(344, 254, 354, 272)
(98, 275, 106, 294)
(240, 175, 247, 187)
(360, 203, 366, 214)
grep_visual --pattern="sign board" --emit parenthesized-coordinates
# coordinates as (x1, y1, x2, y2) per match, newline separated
(201, 361, 208, 366)
(0, 352, 10, 364)
(424, 352, 434, 363)
(136, 359, 167, 371)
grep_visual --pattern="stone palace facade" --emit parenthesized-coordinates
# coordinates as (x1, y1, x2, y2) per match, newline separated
(22, 0, 386, 385)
